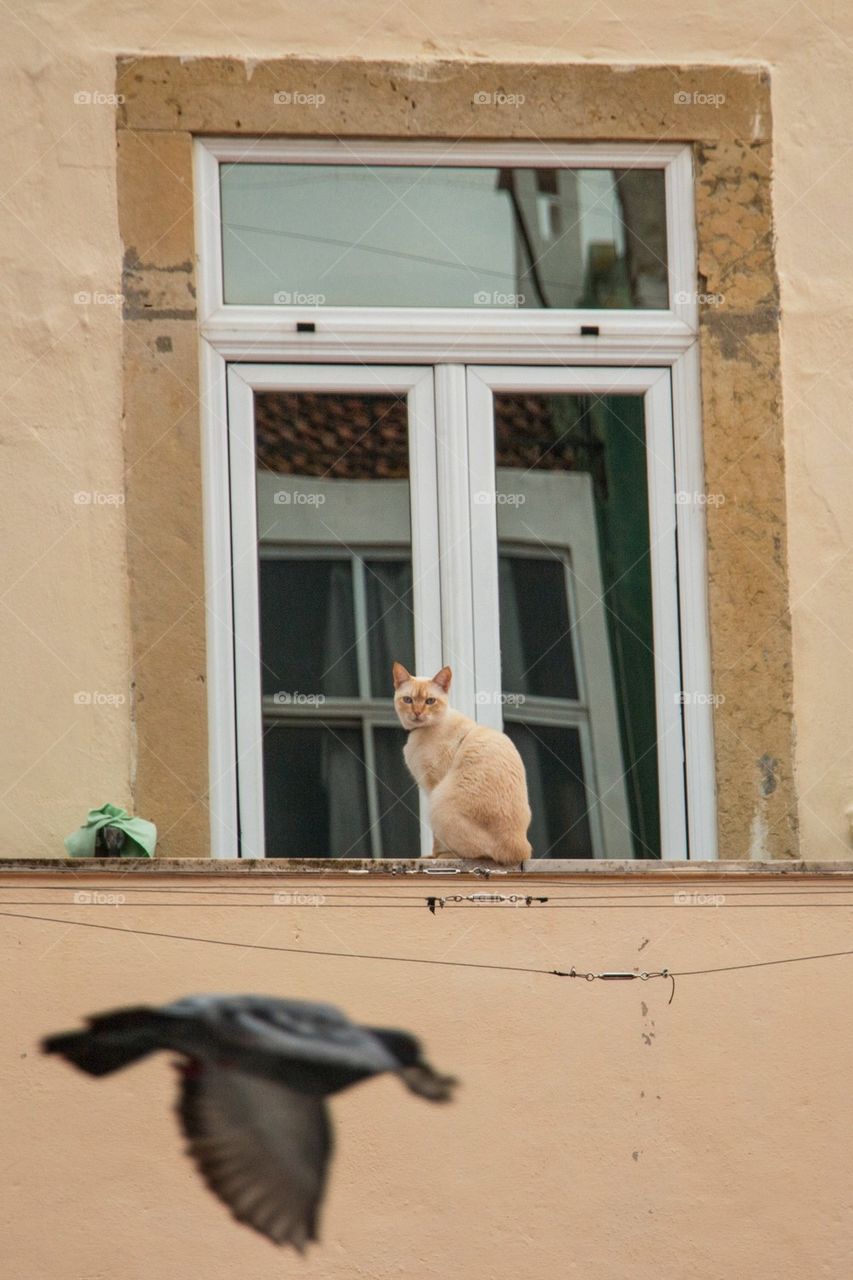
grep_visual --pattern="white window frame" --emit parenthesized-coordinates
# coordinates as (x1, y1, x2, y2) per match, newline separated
(193, 136, 716, 861)
(228, 363, 440, 859)
(465, 365, 684, 858)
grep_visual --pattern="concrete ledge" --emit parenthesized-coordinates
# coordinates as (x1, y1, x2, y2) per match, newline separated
(1, 859, 852, 879)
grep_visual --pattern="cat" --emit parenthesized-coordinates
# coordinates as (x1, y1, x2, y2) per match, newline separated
(393, 661, 533, 865)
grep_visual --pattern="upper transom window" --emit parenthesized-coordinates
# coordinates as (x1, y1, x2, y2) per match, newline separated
(219, 162, 668, 310)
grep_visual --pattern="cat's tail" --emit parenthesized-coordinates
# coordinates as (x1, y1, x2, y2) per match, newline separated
(491, 837, 532, 866)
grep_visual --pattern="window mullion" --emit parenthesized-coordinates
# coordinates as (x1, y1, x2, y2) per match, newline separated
(465, 369, 502, 729)
(351, 554, 372, 699)
(407, 371, 442, 858)
(361, 721, 383, 860)
(434, 364, 477, 719)
(407, 372, 443, 680)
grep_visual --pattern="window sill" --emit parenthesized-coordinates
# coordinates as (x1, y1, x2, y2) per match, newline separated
(1, 858, 852, 879)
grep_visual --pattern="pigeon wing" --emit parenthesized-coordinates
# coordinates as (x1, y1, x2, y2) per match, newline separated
(177, 1063, 332, 1250)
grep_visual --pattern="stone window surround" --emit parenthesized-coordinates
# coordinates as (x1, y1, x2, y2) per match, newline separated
(116, 57, 793, 860)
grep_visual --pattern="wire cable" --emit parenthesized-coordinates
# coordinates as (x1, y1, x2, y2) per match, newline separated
(4, 910, 853, 1001)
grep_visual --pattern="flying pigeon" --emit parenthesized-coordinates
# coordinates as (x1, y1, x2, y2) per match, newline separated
(42, 994, 456, 1250)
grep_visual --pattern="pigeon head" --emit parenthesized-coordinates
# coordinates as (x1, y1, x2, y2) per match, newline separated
(370, 1027, 457, 1102)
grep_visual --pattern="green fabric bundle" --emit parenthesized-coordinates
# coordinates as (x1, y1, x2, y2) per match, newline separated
(64, 803, 157, 858)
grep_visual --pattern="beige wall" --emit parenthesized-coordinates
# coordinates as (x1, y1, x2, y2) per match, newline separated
(5, 866, 853, 1277)
(2, 2, 853, 857)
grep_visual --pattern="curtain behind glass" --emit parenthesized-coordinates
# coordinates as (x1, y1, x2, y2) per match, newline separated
(365, 558, 415, 697)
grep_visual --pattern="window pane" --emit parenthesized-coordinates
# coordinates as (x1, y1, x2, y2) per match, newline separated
(365, 559, 415, 699)
(498, 554, 578, 699)
(263, 725, 370, 857)
(493, 392, 660, 859)
(505, 722, 593, 858)
(255, 390, 410, 477)
(255, 389, 414, 857)
(221, 164, 667, 309)
(372, 726, 421, 858)
(259, 559, 357, 698)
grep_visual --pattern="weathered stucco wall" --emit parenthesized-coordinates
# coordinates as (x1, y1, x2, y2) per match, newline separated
(4, 866, 853, 1278)
(1, 2, 852, 859)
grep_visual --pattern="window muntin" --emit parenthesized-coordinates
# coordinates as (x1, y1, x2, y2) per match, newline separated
(220, 163, 668, 310)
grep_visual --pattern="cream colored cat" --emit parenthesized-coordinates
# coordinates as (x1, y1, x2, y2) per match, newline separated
(393, 662, 533, 865)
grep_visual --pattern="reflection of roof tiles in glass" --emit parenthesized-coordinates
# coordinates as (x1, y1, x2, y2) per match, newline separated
(255, 392, 579, 477)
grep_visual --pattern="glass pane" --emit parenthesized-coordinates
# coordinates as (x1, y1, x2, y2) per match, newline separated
(255, 389, 409, 476)
(498, 555, 578, 699)
(221, 164, 667, 309)
(259, 558, 357, 698)
(506, 722, 593, 858)
(263, 725, 370, 857)
(365, 559, 415, 698)
(255, 389, 414, 857)
(372, 726, 421, 858)
(493, 392, 660, 859)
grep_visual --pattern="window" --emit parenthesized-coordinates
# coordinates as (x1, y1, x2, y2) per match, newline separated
(196, 139, 714, 860)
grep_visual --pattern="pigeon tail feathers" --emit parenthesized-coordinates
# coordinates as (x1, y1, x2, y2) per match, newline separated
(41, 1006, 162, 1077)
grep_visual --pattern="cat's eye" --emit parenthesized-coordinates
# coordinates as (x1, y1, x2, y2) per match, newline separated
(425, 697, 436, 704)
(402, 696, 413, 704)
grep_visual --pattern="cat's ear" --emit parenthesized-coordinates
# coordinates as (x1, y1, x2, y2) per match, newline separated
(432, 666, 452, 693)
(392, 661, 412, 689)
